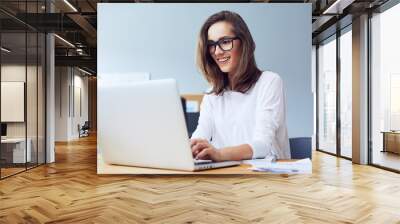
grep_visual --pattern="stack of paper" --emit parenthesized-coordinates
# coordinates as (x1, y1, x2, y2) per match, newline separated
(242, 156, 276, 166)
(249, 158, 312, 174)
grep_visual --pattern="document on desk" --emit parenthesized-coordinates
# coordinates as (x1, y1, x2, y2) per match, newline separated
(242, 156, 276, 166)
(249, 158, 312, 174)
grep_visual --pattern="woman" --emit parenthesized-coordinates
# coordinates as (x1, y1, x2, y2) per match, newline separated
(190, 10, 291, 162)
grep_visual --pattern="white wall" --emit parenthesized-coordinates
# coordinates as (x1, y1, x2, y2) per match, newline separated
(55, 67, 89, 141)
(1, 65, 38, 138)
(1, 66, 26, 133)
(72, 73, 89, 138)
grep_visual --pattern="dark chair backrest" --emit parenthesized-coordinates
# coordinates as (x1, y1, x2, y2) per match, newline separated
(289, 137, 312, 159)
(180, 97, 200, 137)
(180, 97, 187, 116)
(82, 121, 90, 129)
(186, 112, 200, 137)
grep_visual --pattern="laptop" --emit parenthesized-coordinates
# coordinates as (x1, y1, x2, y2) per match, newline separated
(98, 79, 240, 171)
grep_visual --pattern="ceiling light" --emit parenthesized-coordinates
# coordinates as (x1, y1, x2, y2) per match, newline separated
(76, 48, 84, 55)
(1, 47, 11, 53)
(323, 0, 354, 15)
(63, 0, 78, 12)
(78, 67, 93, 76)
(54, 34, 75, 48)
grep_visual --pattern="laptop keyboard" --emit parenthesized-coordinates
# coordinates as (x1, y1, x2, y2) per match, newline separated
(193, 159, 213, 164)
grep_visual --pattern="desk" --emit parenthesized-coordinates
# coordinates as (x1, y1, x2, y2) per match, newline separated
(97, 154, 294, 175)
(1, 138, 31, 163)
(381, 131, 400, 154)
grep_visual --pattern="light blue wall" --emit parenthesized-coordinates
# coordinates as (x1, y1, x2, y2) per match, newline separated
(98, 3, 312, 138)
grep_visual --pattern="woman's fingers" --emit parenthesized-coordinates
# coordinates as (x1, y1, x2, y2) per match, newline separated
(195, 148, 212, 160)
(190, 138, 201, 147)
(190, 139, 220, 161)
(192, 142, 209, 156)
(196, 148, 222, 161)
(190, 138, 207, 148)
(191, 139, 209, 152)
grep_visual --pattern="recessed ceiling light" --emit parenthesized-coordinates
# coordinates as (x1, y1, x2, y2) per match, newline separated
(78, 67, 93, 76)
(63, 0, 78, 12)
(1, 47, 11, 53)
(54, 34, 75, 48)
(323, 0, 354, 15)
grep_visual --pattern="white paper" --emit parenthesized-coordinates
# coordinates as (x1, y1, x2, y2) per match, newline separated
(250, 158, 312, 174)
(242, 156, 276, 166)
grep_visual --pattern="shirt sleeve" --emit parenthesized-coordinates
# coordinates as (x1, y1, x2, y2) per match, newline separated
(191, 94, 213, 141)
(248, 74, 286, 159)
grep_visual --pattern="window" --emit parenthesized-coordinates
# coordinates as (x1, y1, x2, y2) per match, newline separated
(316, 24, 353, 159)
(318, 35, 337, 155)
(339, 27, 352, 158)
(371, 3, 400, 171)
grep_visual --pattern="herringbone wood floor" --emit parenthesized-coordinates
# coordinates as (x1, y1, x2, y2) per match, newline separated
(1, 135, 400, 224)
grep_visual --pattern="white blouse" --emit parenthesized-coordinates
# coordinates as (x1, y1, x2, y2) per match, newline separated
(191, 71, 291, 159)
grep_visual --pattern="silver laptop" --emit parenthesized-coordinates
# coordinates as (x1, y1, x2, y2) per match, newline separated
(98, 79, 240, 171)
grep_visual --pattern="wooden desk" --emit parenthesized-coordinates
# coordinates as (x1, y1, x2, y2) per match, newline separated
(381, 131, 400, 154)
(97, 154, 294, 175)
(1, 138, 32, 163)
(181, 94, 204, 106)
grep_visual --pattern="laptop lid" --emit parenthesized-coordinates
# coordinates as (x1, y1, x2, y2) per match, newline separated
(98, 79, 195, 171)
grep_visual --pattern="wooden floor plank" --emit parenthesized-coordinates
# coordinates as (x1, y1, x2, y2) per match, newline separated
(0, 135, 400, 223)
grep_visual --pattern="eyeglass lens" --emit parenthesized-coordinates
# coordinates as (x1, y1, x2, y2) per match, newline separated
(208, 38, 234, 54)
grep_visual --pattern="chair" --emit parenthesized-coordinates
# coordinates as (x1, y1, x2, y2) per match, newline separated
(180, 97, 200, 137)
(180, 97, 188, 124)
(186, 112, 199, 137)
(79, 121, 90, 138)
(289, 137, 312, 159)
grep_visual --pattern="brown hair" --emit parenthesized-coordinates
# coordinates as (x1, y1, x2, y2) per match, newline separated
(196, 10, 262, 95)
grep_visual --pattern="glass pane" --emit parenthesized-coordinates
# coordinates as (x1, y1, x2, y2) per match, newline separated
(340, 28, 352, 158)
(38, 32, 45, 165)
(25, 0, 38, 169)
(318, 36, 337, 154)
(371, 4, 400, 171)
(0, 1, 46, 178)
(1, 31, 27, 177)
(27, 31, 38, 169)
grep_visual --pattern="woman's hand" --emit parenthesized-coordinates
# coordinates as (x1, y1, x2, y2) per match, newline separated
(190, 138, 223, 162)
(190, 139, 254, 162)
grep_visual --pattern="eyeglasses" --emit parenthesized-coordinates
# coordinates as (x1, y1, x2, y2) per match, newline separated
(207, 37, 239, 54)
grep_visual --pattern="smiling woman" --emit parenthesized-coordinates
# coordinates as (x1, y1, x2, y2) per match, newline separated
(196, 11, 262, 95)
(191, 10, 291, 162)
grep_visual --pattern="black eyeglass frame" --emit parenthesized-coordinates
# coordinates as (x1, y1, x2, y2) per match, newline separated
(207, 36, 240, 54)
